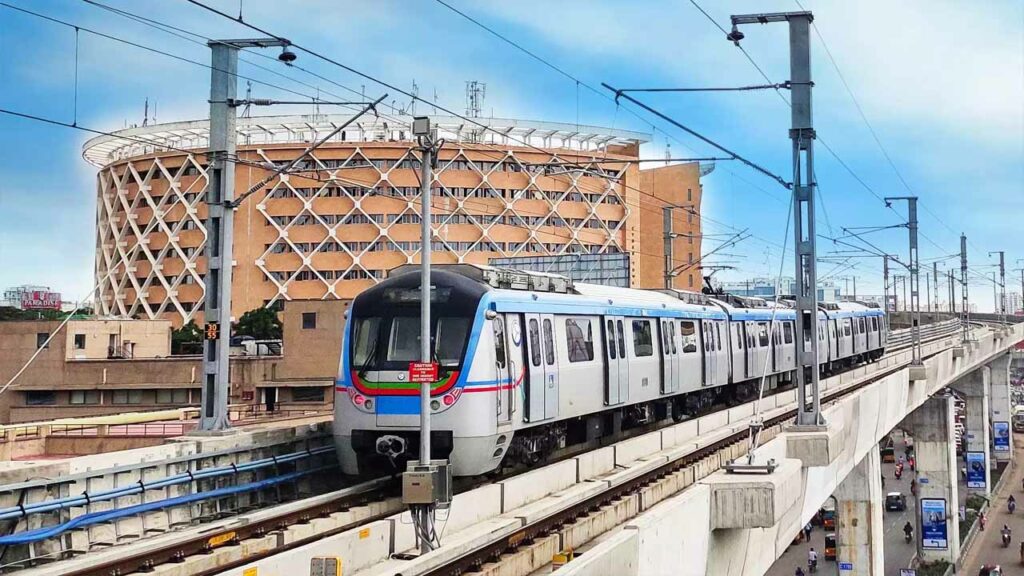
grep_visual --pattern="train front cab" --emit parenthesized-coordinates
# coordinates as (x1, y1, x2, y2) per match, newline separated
(335, 269, 509, 477)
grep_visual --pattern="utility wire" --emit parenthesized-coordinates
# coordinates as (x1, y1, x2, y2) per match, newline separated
(181, 0, 791, 254)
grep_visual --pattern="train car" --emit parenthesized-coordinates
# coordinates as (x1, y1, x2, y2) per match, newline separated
(335, 264, 888, 477)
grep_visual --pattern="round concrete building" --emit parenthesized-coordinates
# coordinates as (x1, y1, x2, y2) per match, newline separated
(85, 114, 702, 325)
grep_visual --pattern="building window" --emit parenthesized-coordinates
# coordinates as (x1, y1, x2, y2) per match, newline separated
(36, 333, 49, 349)
(156, 389, 190, 404)
(74, 334, 86, 350)
(111, 390, 144, 405)
(687, 188, 692, 202)
(25, 391, 56, 405)
(70, 390, 101, 405)
(292, 387, 325, 402)
(301, 312, 317, 330)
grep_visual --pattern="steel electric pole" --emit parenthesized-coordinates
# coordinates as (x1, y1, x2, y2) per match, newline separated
(201, 38, 296, 431)
(989, 250, 1006, 324)
(960, 234, 971, 341)
(885, 196, 921, 364)
(729, 10, 822, 426)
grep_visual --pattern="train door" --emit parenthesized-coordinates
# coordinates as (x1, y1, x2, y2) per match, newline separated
(659, 319, 679, 394)
(497, 314, 519, 425)
(731, 322, 745, 382)
(604, 316, 629, 405)
(828, 319, 839, 361)
(771, 322, 782, 373)
(715, 321, 729, 385)
(745, 321, 756, 378)
(540, 315, 559, 420)
(701, 320, 715, 386)
(523, 314, 546, 422)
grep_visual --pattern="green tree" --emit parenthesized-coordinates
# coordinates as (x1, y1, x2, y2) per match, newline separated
(171, 320, 203, 354)
(233, 307, 282, 340)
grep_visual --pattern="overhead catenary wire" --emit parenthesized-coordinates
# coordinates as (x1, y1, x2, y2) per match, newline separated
(76, 0, 790, 258)
(12, 2, 797, 295)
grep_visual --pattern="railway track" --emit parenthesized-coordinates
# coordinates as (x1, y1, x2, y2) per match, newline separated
(16, 320, 967, 576)
(420, 322, 971, 575)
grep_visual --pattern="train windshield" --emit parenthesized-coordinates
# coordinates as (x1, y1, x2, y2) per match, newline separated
(351, 314, 472, 372)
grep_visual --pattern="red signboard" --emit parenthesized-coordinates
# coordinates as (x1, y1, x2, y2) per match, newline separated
(409, 362, 439, 383)
(21, 290, 61, 310)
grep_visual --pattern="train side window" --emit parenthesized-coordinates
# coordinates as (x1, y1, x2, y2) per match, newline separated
(859, 318, 866, 333)
(679, 321, 696, 353)
(715, 323, 723, 351)
(746, 324, 755, 347)
(703, 323, 712, 351)
(542, 319, 555, 365)
(758, 322, 769, 347)
(606, 319, 616, 360)
(844, 319, 852, 337)
(735, 324, 742, 349)
(616, 320, 626, 359)
(632, 320, 653, 357)
(565, 318, 594, 363)
(871, 317, 878, 331)
(493, 318, 506, 369)
(529, 319, 542, 366)
(783, 322, 793, 344)
(670, 322, 678, 354)
(660, 321, 670, 355)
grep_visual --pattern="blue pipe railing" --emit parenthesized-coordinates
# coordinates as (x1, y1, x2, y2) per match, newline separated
(0, 466, 332, 545)
(0, 445, 333, 521)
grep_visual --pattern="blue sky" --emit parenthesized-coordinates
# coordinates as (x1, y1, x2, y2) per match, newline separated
(1, 0, 1021, 311)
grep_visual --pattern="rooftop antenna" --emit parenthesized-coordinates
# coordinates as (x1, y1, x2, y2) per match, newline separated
(465, 80, 486, 118)
(665, 142, 671, 166)
(314, 86, 321, 116)
(433, 88, 438, 114)
(143, 97, 149, 127)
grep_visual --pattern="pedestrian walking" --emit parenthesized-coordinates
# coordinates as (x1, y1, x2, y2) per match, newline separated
(804, 523, 812, 542)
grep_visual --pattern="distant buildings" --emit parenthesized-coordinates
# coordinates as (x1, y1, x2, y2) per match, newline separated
(720, 277, 842, 302)
(2, 285, 62, 311)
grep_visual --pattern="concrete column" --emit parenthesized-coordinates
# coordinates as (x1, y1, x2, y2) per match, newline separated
(951, 366, 991, 495)
(834, 448, 884, 575)
(904, 394, 960, 564)
(988, 354, 1014, 462)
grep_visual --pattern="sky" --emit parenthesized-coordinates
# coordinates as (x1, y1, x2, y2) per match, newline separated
(1, 0, 1022, 312)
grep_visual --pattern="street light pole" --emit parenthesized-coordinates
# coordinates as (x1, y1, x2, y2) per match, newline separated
(201, 38, 295, 431)
(729, 10, 822, 426)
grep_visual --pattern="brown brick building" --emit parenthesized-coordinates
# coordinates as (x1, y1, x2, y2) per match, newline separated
(0, 301, 346, 423)
(85, 115, 705, 327)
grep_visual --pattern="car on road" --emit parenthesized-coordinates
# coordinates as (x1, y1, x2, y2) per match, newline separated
(885, 492, 907, 512)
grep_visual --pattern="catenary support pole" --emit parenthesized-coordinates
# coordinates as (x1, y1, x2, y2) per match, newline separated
(664, 207, 674, 289)
(885, 196, 921, 364)
(960, 234, 970, 341)
(729, 10, 821, 425)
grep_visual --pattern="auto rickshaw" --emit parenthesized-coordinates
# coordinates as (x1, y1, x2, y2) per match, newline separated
(824, 533, 837, 561)
(879, 436, 896, 463)
(821, 502, 836, 530)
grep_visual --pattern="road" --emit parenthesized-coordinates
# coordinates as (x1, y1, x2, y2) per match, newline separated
(766, 429, 971, 575)
(959, 434, 1024, 573)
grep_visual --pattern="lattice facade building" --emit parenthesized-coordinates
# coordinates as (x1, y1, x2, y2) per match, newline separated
(85, 114, 701, 326)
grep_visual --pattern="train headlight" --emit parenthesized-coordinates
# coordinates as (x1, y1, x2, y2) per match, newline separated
(364, 399, 373, 410)
(431, 400, 440, 411)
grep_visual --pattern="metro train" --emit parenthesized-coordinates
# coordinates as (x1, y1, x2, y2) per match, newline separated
(334, 264, 888, 476)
